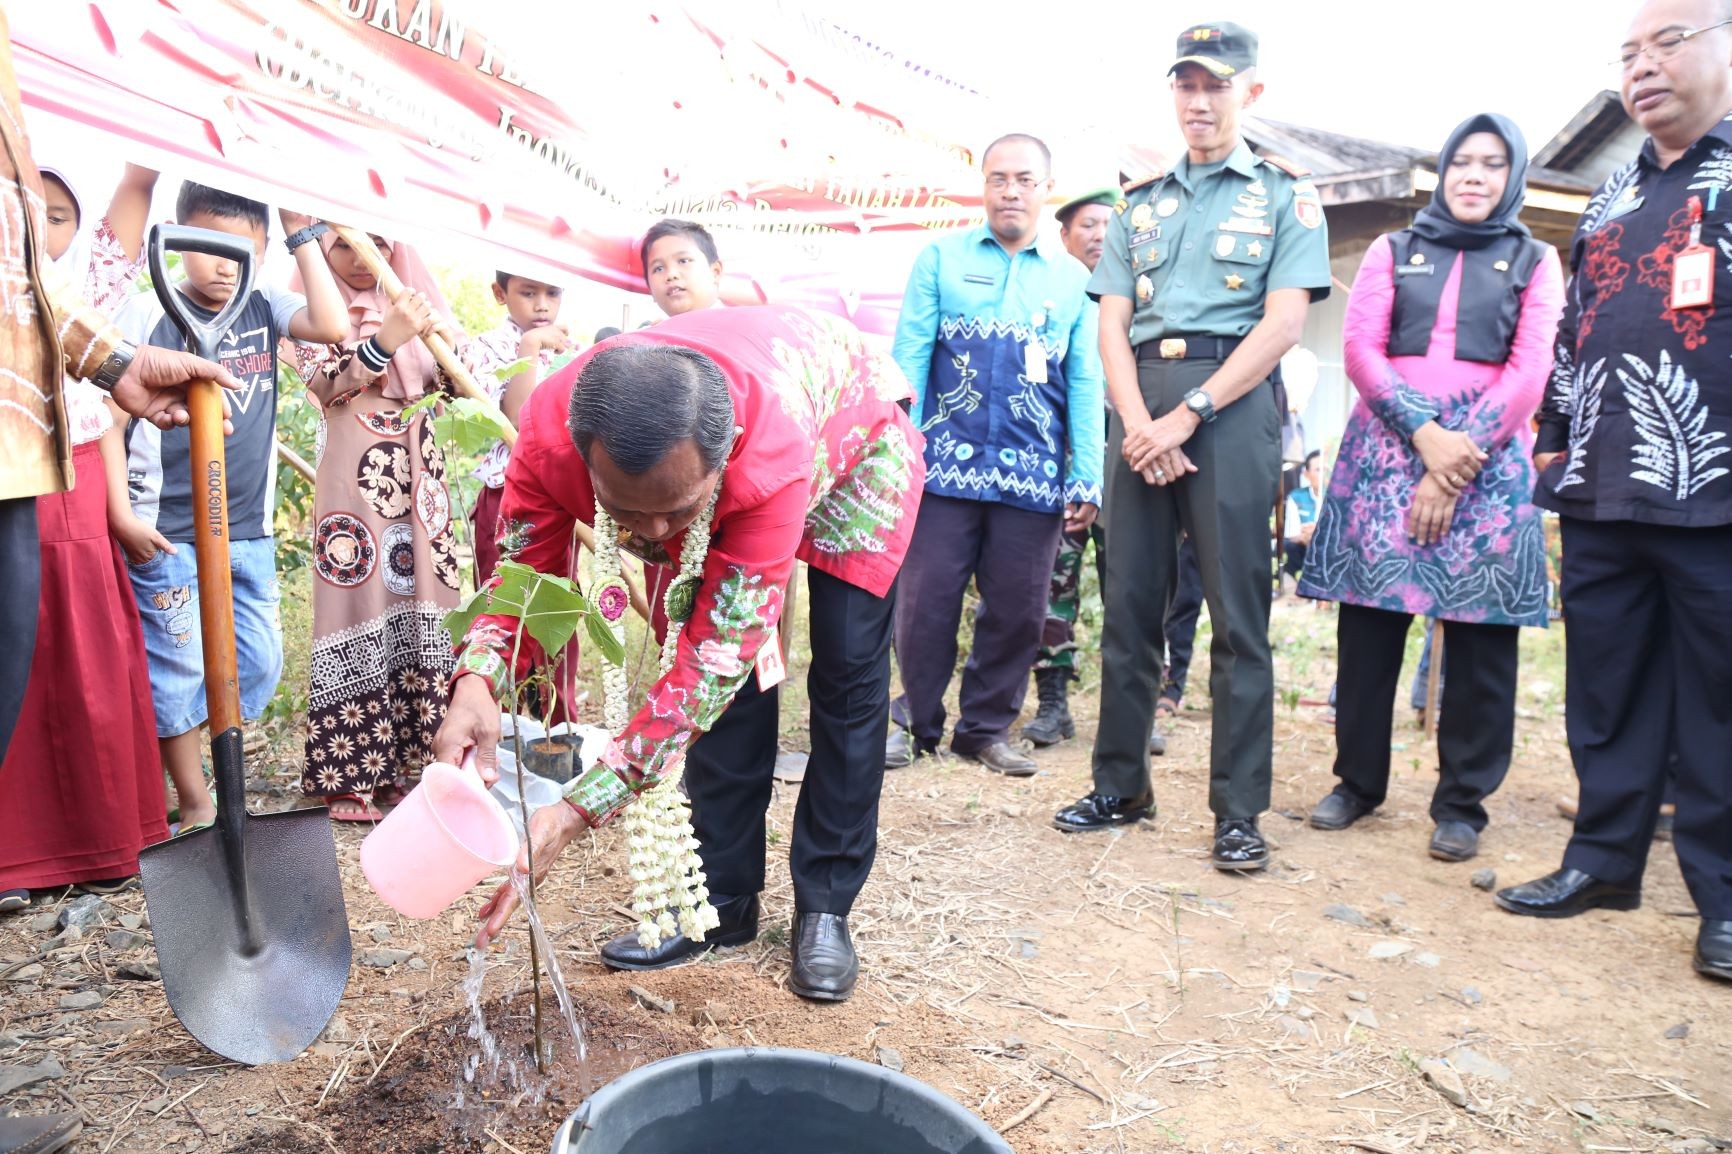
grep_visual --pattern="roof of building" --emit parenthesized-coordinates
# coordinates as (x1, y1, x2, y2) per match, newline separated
(1246, 117, 1595, 194)
(1534, 91, 1628, 172)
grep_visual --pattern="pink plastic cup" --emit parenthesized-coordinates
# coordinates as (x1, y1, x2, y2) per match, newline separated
(360, 754, 518, 919)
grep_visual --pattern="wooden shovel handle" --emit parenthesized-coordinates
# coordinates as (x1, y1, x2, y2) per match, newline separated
(324, 224, 516, 447)
(190, 378, 242, 734)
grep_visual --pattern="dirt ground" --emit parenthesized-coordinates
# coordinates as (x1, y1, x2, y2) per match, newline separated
(2, 599, 1728, 1153)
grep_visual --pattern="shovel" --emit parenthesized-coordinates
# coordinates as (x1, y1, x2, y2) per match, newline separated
(137, 224, 352, 1066)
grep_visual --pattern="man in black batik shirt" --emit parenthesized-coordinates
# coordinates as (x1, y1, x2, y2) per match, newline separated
(1496, 0, 1732, 985)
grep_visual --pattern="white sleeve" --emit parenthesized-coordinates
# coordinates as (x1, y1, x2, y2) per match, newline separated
(108, 292, 164, 348)
(1283, 496, 1303, 540)
(260, 280, 310, 343)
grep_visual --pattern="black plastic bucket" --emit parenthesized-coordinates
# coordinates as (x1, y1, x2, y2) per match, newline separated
(550, 1047, 1013, 1154)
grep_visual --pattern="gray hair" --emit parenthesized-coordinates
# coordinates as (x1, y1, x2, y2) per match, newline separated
(567, 343, 735, 474)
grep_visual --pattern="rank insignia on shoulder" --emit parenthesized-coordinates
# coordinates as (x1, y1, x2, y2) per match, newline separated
(1260, 154, 1312, 179)
(1123, 172, 1163, 195)
(1115, 198, 1130, 215)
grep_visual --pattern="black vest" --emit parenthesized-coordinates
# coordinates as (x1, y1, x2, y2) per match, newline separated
(1387, 230, 1547, 364)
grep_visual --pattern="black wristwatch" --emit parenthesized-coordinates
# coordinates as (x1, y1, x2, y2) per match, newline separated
(284, 222, 330, 253)
(1183, 388, 1217, 424)
(87, 339, 136, 394)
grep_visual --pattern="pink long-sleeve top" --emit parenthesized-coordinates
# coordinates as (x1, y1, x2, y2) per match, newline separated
(1296, 233, 1565, 626)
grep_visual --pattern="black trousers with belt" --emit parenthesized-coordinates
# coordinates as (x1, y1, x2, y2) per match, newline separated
(1093, 354, 1280, 817)
(683, 566, 896, 917)
(1557, 516, 1732, 919)
(0, 497, 41, 762)
(1331, 603, 1519, 830)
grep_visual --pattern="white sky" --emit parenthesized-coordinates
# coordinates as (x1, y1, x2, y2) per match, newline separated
(819, 0, 1634, 173)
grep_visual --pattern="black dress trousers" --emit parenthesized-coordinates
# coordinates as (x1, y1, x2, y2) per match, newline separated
(1330, 602, 1519, 830)
(0, 497, 41, 762)
(1557, 516, 1732, 919)
(682, 566, 896, 917)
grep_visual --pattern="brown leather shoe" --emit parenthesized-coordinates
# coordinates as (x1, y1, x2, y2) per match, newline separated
(965, 741, 1037, 777)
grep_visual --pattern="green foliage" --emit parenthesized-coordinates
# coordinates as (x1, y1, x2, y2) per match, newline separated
(430, 396, 514, 459)
(433, 264, 506, 337)
(444, 560, 623, 668)
(492, 357, 531, 383)
(273, 357, 319, 577)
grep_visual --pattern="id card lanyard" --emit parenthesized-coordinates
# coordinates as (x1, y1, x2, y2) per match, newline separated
(1025, 301, 1054, 384)
(1671, 194, 1715, 311)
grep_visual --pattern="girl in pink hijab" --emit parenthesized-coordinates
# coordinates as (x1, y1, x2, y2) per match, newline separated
(294, 232, 467, 819)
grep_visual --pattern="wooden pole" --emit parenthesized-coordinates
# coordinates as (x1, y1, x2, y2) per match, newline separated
(275, 440, 316, 483)
(1424, 621, 1445, 739)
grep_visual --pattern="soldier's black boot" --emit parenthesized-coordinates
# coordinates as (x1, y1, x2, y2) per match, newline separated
(1021, 668, 1075, 747)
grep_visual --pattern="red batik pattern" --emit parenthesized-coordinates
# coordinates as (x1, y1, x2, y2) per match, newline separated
(1577, 222, 1628, 343)
(1637, 207, 1713, 350)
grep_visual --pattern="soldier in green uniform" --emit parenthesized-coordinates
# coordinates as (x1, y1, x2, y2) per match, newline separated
(1024, 186, 1116, 748)
(1052, 20, 1332, 873)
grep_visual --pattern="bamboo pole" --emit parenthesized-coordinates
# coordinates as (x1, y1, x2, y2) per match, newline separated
(275, 440, 315, 483)
(1424, 622, 1445, 740)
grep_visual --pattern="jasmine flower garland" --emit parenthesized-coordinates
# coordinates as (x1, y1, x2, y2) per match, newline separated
(584, 477, 724, 949)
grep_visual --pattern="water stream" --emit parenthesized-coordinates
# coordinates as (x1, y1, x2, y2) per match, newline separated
(453, 870, 592, 1109)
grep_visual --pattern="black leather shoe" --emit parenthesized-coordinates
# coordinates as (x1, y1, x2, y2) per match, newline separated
(0, 1113, 81, 1154)
(1429, 820, 1479, 862)
(1494, 868, 1641, 918)
(1694, 919, 1732, 982)
(1309, 790, 1374, 831)
(599, 893, 759, 970)
(885, 730, 914, 770)
(1052, 792, 1154, 832)
(1147, 723, 1167, 757)
(966, 741, 1037, 777)
(1213, 817, 1269, 871)
(788, 911, 857, 1001)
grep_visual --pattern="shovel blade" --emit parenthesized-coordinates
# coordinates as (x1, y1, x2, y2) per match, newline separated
(140, 807, 352, 1065)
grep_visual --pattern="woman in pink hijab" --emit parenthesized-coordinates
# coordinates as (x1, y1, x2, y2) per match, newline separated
(294, 232, 466, 819)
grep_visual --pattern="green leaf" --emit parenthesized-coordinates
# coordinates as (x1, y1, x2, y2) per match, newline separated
(448, 560, 619, 666)
(492, 357, 531, 383)
(398, 392, 441, 423)
(584, 609, 625, 666)
(430, 395, 514, 457)
(443, 584, 497, 643)
(520, 572, 587, 658)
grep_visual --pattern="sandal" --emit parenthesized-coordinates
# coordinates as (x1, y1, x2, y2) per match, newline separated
(325, 793, 385, 822)
(77, 876, 137, 895)
(1155, 697, 1180, 720)
(0, 888, 28, 914)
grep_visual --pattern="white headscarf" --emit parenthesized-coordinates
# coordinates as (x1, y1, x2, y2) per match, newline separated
(37, 166, 91, 284)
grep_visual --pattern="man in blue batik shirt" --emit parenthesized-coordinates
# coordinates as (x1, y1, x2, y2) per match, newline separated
(887, 132, 1105, 776)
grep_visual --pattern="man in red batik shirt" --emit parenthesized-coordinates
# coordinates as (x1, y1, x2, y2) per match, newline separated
(433, 305, 923, 1002)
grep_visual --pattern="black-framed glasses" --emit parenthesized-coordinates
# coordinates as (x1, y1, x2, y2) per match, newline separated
(1616, 18, 1732, 70)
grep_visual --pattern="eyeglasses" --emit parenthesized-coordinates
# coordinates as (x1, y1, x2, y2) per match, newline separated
(1616, 18, 1732, 71)
(985, 175, 1045, 192)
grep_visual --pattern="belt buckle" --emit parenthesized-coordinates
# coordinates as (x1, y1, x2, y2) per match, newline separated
(1159, 338, 1187, 359)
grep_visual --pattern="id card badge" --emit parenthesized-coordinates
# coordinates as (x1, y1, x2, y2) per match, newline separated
(1673, 246, 1715, 310)
(754, 627, 787, 690)
(1672, 195, 1716, 311)
(1024, 341, 1049, 384)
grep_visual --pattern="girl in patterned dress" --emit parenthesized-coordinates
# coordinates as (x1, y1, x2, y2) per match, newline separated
(294, 234, 464, 820)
